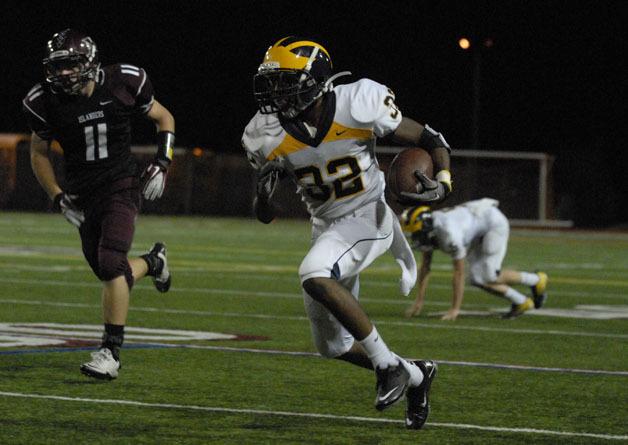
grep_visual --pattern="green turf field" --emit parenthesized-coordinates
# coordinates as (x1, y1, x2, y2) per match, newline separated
(0, 212, 626, 444)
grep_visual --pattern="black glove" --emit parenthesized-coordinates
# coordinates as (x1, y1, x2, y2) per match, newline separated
(53, 192, 85, 228)
(256, 161, 284, 201)
(398, 171, 450, 205)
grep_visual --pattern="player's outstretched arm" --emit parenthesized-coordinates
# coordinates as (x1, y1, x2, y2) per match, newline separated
(405, 251, 433, 318)
(442, 258, 465, 320)
(142, 100, 176, 200)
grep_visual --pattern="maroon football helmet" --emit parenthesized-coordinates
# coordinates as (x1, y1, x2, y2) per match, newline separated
(43, 29, 99, 94)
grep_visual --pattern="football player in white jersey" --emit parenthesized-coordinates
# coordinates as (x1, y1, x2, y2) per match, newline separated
(401, 199, 549, 321)
(242, 37, 453, 429)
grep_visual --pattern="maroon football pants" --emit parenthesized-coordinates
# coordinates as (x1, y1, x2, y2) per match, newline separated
(78, 178, 140, 290)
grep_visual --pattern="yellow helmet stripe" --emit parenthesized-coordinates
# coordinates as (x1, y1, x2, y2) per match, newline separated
(262, 38, 331, 71)
(402, 206, 431, 233)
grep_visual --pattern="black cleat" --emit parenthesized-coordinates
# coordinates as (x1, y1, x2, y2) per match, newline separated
(405, 360, 437, 430)
(144, 242, 171, 293)
(374, 362, 410, 411)
(502, 297, 534, 319)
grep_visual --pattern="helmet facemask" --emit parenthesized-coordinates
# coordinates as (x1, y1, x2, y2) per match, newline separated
(44, 55, 98, 95)
(401, 206, 436, 252)
(254, 68, 324, 119)
(43, 30, 99, 95)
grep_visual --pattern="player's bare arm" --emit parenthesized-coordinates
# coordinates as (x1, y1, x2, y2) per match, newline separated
(29, 132, 84, 227)
(405, 250, 433, 318)
(141, 100, 176, 201)
(147, 100, 175, 133)
(441, 258, 465, 321)
(29, 132, 62, 200)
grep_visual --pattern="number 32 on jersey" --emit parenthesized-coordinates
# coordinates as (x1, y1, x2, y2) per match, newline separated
(294, 156, 364, 202)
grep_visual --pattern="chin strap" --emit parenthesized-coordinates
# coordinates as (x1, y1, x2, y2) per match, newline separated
(322, 71, 352, 93)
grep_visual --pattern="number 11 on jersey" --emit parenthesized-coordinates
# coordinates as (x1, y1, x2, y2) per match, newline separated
(84, 123, 108, 161)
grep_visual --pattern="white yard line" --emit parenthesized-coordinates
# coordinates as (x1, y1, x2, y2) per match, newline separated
(1, 295, 627, 340)
(2, 267, 628, 301)
(0, 391, 625, 441)
(119, 342, 628, 377)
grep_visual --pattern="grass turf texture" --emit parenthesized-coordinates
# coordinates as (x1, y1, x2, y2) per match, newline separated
(0, 212, 626, 444)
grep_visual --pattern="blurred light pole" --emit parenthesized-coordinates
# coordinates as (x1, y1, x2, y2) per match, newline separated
(459, 37, 493, 151)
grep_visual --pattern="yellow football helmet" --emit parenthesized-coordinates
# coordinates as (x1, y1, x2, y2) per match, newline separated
(254, 37, 333, 119)
(400, 206, 436, 251)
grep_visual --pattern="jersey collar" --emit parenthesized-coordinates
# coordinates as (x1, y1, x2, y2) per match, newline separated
(279, 92, 336, 147)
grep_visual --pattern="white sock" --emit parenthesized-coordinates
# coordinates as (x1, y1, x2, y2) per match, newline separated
(359, 326, 398, 370)
(504, 287, 527, 305)
(394, 353, 424, 387)
(520, 272, 540, 286)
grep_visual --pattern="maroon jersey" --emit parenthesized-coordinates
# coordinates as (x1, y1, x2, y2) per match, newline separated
(22, 63, 154, 199)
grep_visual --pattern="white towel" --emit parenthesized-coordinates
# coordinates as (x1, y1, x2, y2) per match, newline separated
(390, 216, 417, 296)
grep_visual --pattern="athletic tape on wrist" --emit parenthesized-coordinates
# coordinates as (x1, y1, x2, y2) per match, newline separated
(436, 170, 452, 191)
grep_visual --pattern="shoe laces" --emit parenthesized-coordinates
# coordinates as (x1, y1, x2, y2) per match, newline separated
(90, 348, 115, 365)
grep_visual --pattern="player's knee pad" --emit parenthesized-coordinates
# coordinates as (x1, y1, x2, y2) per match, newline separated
(98, 248, 133, 289)
(469, 266, 498, 286)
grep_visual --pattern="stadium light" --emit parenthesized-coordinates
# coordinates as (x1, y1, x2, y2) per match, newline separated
(457, 36, 494, 150)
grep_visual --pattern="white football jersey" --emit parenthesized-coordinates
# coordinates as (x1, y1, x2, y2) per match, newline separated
(242, 78, 402, 219)
(431, 199, 501, 260)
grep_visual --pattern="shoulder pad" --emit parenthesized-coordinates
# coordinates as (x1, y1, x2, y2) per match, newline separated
(242, 111, 283, 154)
(103, 64, 153, 111)
(22, 83, 49, 124)
(338, 78, 391, 124)
(105, 64, 147, 94)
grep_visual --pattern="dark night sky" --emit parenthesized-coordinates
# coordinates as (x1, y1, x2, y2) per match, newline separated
(1, 0, 626, 224)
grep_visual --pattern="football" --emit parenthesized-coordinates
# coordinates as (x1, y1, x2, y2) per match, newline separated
(386, 147, 434, 199)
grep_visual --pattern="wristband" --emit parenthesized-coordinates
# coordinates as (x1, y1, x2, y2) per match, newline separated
(435, 170, 452, 192)
(156, 131, 175, 166)
(418, 124, 451, 153)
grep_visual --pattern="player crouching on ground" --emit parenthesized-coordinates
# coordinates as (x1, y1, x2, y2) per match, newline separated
(243, 37, 454, 429)
(23, 29, 174, 380)
(401, 198, 548, 320)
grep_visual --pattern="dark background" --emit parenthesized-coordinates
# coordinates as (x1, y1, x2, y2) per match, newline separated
(1, 0, 626, 226)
